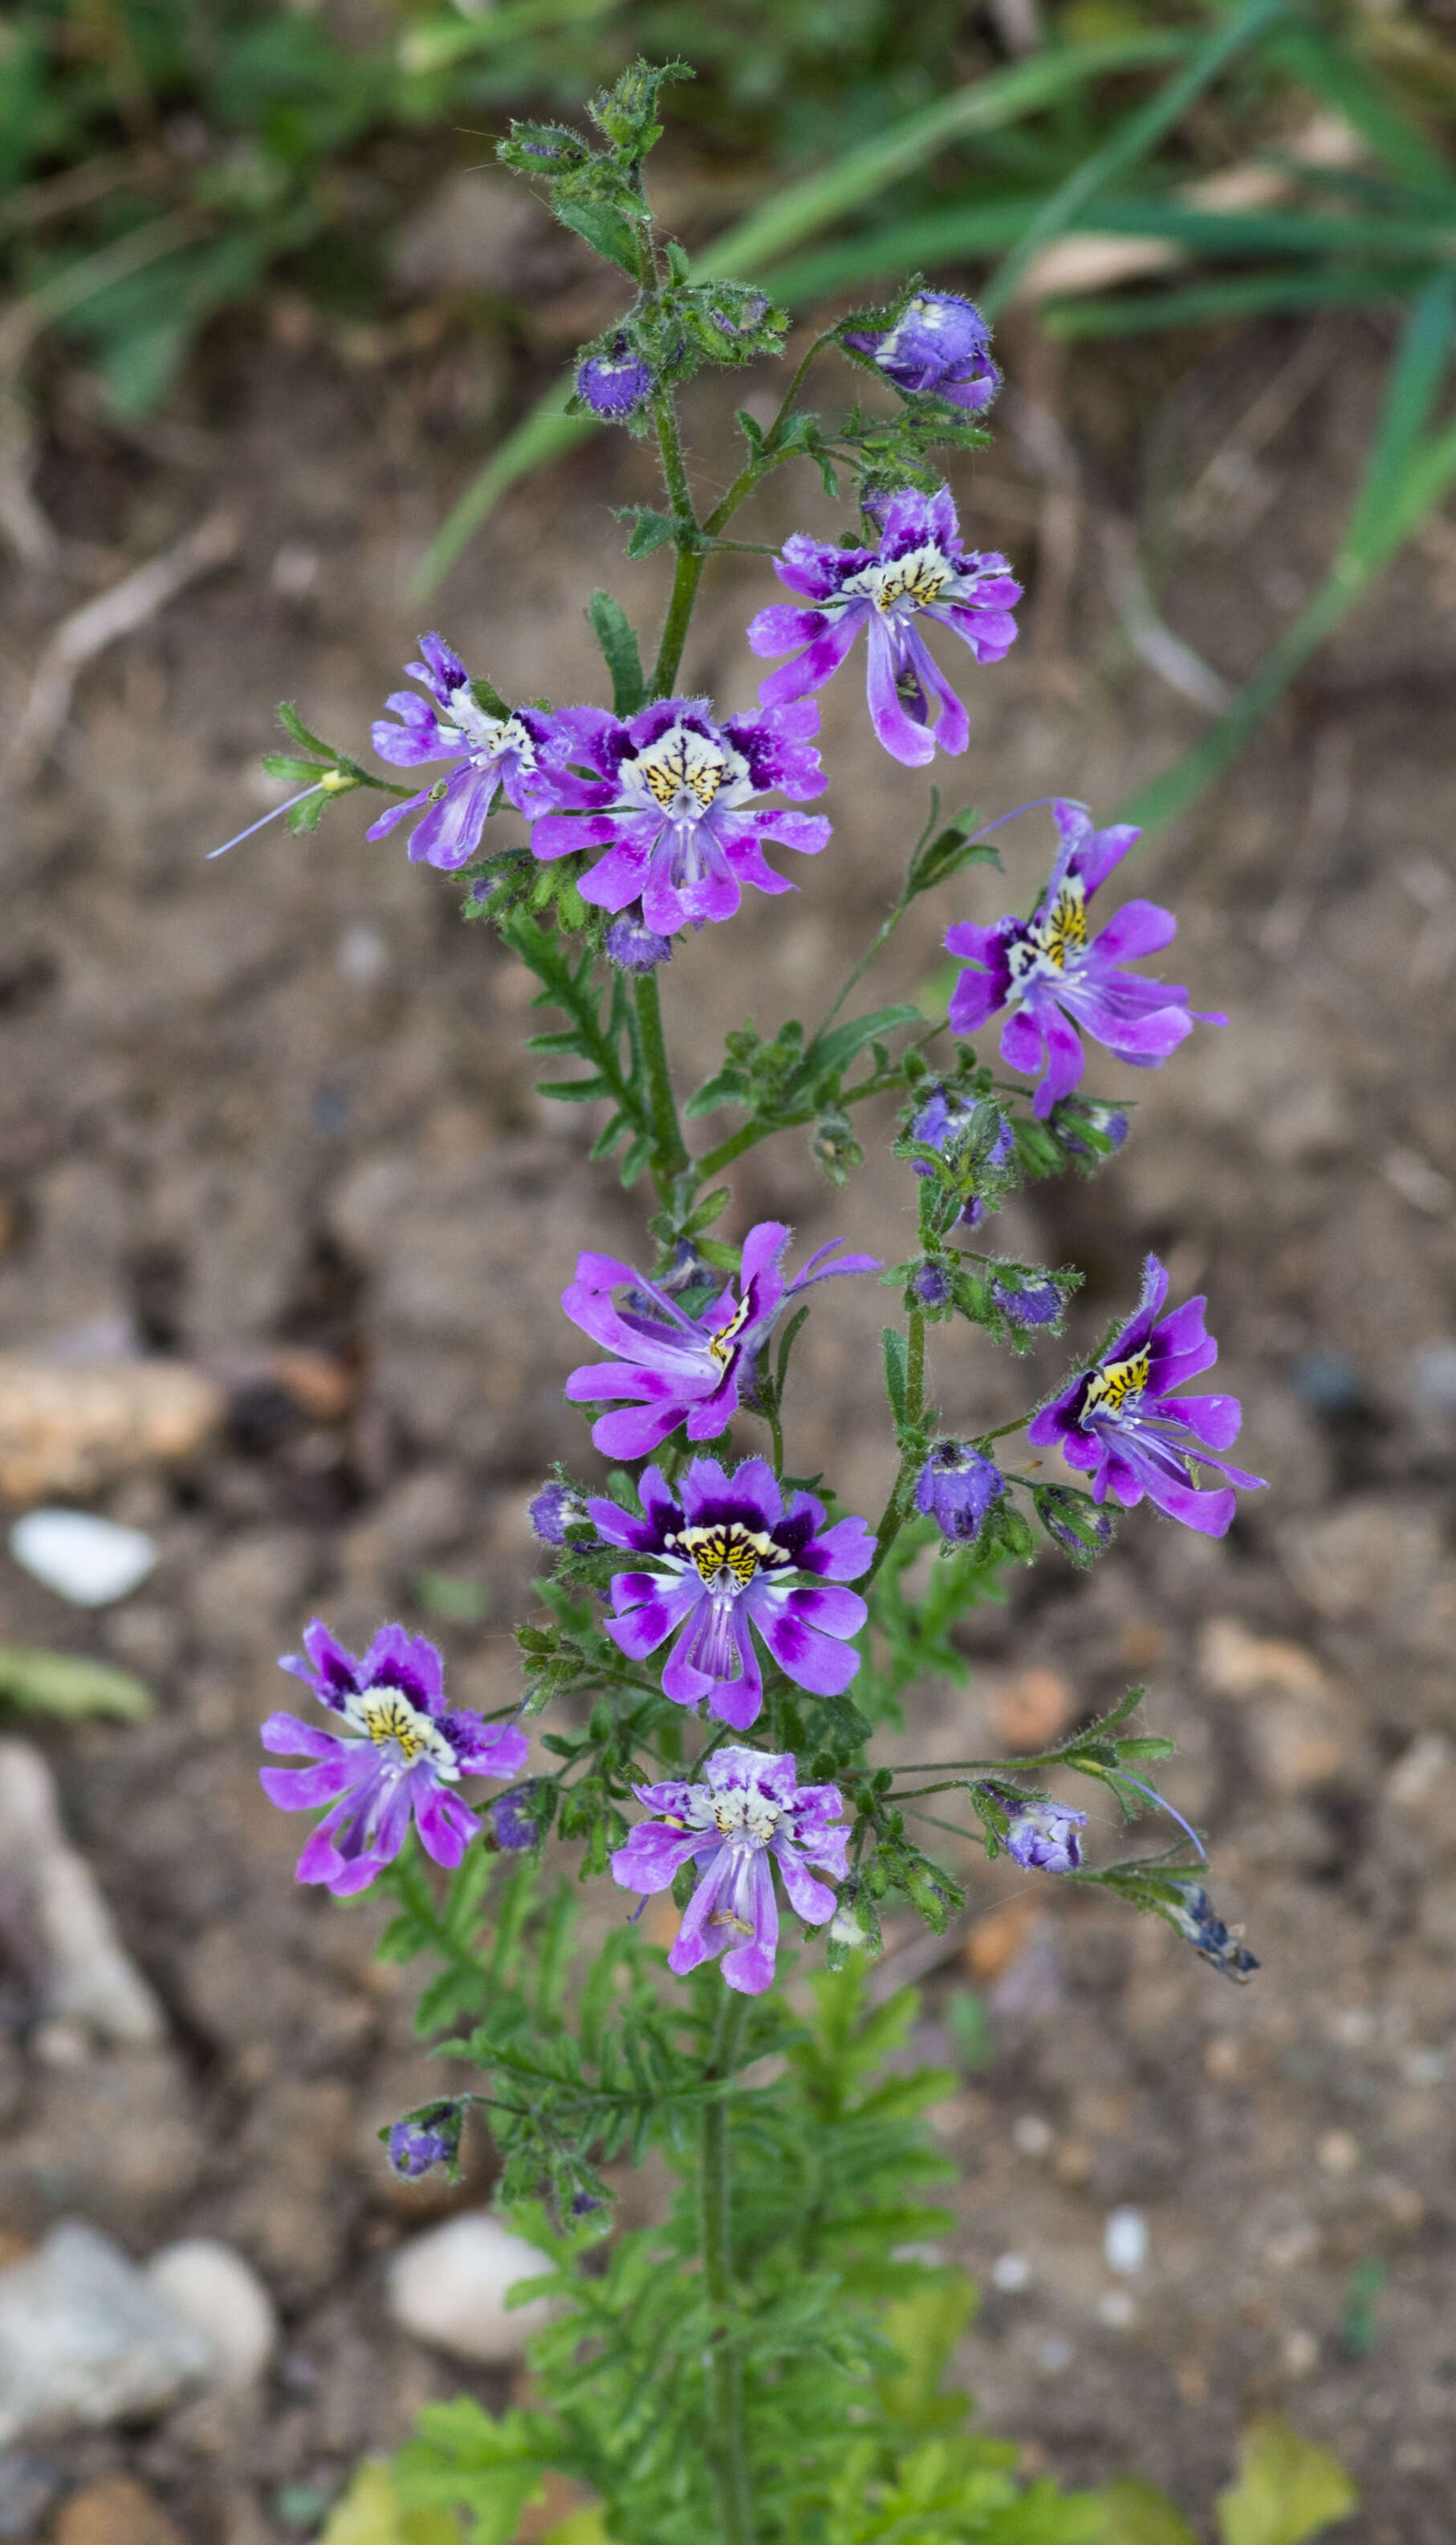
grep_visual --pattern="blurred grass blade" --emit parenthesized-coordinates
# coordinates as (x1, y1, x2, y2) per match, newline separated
(1117, 279, 1456, 833)
(981, 0, 1293, 317)
(1046, 265, 1426, 336)
(413, 29, 1191, 595)
(400, 0, 626, 77)
(759, 200, 1037, 310)
(1344, 271, 1456, 550)
(1267, 22, 1455, 199)
(0, 1646, 152, 1721)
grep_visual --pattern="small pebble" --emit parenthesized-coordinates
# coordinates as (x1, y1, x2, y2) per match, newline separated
(385, 2212, 555, 2365)
(1038, 2337, 1073, 2374)
(144, 2240, 277, 2392)
(1011, 2114, 1052, 2157)
(9, 1511, 156, 1608)
(990, 2253, 1031, 2293)
(1318, 2130, 1360, 2176)
(0, 2221, 210, 2445)
(1281, 2327, 1320, 2376)
(1097, 2288, 1137, 2329)
(1104, 2208, 1148, 2276)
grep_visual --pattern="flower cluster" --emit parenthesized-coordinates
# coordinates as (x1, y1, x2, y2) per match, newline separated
(611, 1746, 848, 1994)
(260, 1623, 528, 1896)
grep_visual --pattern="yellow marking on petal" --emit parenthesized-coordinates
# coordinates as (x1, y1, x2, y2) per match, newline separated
(637, 727, 726, 813)
(1030, 877, 1088, 971)
(709, 1911, 757, 1936)
(1082, 1346, 1150, 1418)
(360, 1692, 433, 1759)
(707, 1291, 753, 1368)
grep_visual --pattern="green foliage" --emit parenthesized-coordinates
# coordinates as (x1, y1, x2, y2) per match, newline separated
(0, 1646, 151, 1721)
(1216, 2417, 1357, 2545)
(506, 910, 657, 1183)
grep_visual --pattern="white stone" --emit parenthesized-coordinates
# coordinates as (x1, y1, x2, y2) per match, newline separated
(1104, 2207, 1148, 2275)
(0, 1740, 166, 2046)
(1097, 2287, 1137, 2330)
(10, 1509, 157, 1606)
(144, 2240, 277, 2392)
(384, 2212, 556, 2365)
(990, 2252, 1031, 2293)
(0, 2221, 210, 2444)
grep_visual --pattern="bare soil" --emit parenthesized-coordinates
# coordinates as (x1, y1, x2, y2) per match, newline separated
(2, 299, 1454, 2543)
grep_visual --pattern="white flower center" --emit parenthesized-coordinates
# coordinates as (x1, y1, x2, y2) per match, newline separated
(840, 540, 954, 617)
(664, 1519, 787, 1595)
(445, 683, 536, 769)
(685, 1783, 781, 1846)
(625, 722, 748, 823)
(1006, 875, 1088, 1000)
(341, 1682, 458, 1777)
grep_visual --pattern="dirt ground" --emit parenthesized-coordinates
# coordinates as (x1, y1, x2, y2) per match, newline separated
(2, 286, 1454, 2544)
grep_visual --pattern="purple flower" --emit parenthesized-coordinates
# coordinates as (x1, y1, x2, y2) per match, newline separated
(915, 1442, 1003, 1544)
(611, 1745, 849, 1994)
(365, 634, 568, 871)
(388, 2106, 462, 2179)
(844, 291, 1000, 413)
(1003, 1799, 1087, 1875)
(576, 336, 653, 419)
(260, 1622, 529, 1896)
(944, 801, 1225, 1119)
(604, 912, 673, 972)
(588, 1456, 873, 1730)
(911, 1260, 952, 1309)
(748, 486, 1019, 768)
(563, 1220, 879, 1460)
(1027, 1254, 1267, 1537)
(528, 1481, 588, 1545)
(990, 1272, 1064, 1328)
(908, 1087, 1012, 1227)
(528, 697, 831, 938)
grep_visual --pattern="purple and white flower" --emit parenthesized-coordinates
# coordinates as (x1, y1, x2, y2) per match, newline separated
(1002, 1798, 1087, 1875)
(365, 633, 567, 871)
(1027, 1253, 1266, 1537)
(944, 801, 1225, 1119)
(563, 1220, 879, 1460)
(576, 336, 654, 420)
(259, 1621, 529, 1896)
(388, 2106, 462, 2179)
(604, 912, 673, 972)
(611, 1745, 849, 1994)
(915, 1442, 1004, 1544)
(1162, 1875, 1259, 1980)
(588, 1456, 873, 1729)
(528, 1481, 588, 1546)
(843, 291, 1000, 413)
(528, 696, 831, 937)
(748, 486, 1020, 768)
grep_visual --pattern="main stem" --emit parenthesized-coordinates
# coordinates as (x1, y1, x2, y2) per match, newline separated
(636, 966, 689, 1192)
(864, 1306, 925, 1587)
(700, 1989, 754, 2543)
(649, 389, 704, 699)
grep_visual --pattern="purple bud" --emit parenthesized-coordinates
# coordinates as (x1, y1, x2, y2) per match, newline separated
(845, 291, 1000, 413)
(1003, 1799, 1088, 1875)
(491, 1784, 543, 1851)
(388, 2108, 461, 2180)
(710, 289, 771, 339)
(1032, 1482, 1112, 1563)
(990, 1275, 1063, 1328)
(912, 1260, 952, 1309)
(529, 1481, 587, 1545)
(576, 336, 653, 420)
(915, 1441, 1003, 1543)
(1055, 1101, 1129, 1158)
(604, 912, 673, 971)
(1165, 1879, 1259, 1980)
(571, 2189, 603, 2216)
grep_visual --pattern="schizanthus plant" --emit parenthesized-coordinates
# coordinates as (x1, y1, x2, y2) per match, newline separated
(233, 68, 1268, 2545)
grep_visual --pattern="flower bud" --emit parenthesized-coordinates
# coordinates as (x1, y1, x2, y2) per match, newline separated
(990, 1272, 1064, 1328)
(576, 336, 654, 420)
(528, 1481, 587, 1545)
(844, 291, 1000, 414)
(491, 1783, 545, 1851)
(1032, 1481, 1113, 1566)
(604, 912, 673, 971)
(911, 1259, 952, 1309)
(914, 1441, 1003, 1543)
(387, 2104, 462, 2180)
(1002, 1800, 1087, 1875)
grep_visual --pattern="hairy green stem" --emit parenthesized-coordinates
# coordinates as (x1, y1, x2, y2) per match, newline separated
(701, 1988, 754, 2544)
(864, 1307, 925, 1588)
(635, 968, 689, 1193)
(649, 390, 705, 698)
(690, 1030, 946, 1184)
